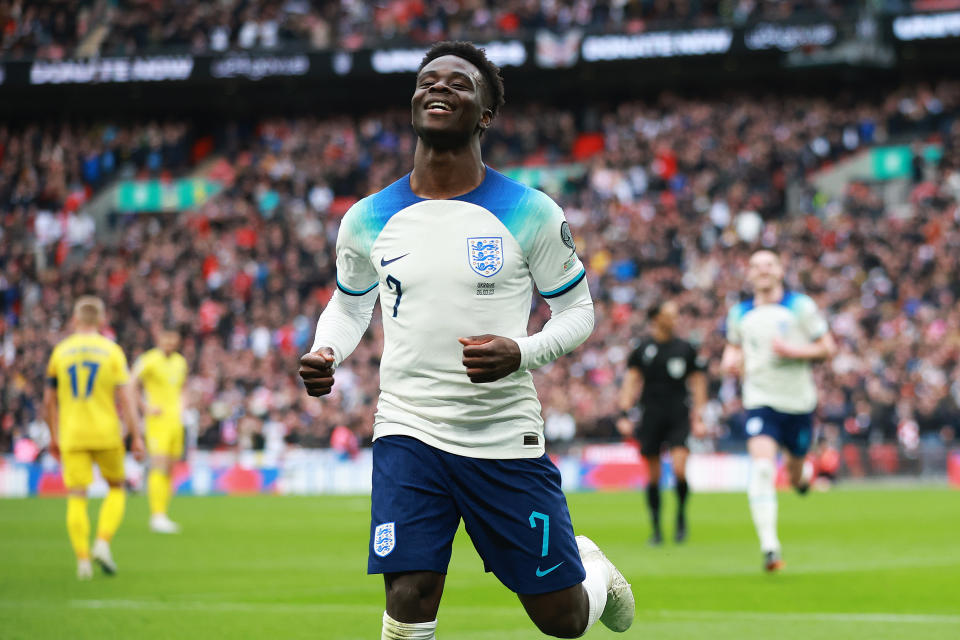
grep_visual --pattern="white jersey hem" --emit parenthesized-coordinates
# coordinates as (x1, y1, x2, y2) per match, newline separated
(373, 424, 546, 460)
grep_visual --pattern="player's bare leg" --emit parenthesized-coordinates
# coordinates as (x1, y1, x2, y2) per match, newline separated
(518, 584, 589, 638)
(92, 478, 125, 576)
(785, 453, 811, 495)
(67, 487, 93, 580)
(381, 571, 444, 639)
(670, 446, 690, 542)
(149, 454, 180, 533)
(519, 536, 634, 636)
(747, 435, 783, 571)
(643, 455, 663, 545)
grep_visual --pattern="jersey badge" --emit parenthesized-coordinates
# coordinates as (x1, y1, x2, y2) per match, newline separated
(560, 222, 575, 250)
(667, 357, 687, 379)
(643, 344, 658, 363)
(373, 522, 396, 557)
(467, 237, 503, 277)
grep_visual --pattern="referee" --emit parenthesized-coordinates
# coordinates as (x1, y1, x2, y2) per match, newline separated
(618, 300, 707, 545)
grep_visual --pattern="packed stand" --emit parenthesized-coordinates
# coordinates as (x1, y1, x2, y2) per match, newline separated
(2, 80, 959, 459)
(0, 0, 99, 60)
(94, 0, 856, 57)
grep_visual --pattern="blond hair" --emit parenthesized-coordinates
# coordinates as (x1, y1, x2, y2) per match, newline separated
(73, 296, 105, 328)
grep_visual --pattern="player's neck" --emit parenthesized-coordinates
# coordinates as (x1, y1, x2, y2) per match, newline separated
(651, 327, 671, 343)
(754, 284, 784, 306)
(411, 139, 485, 199)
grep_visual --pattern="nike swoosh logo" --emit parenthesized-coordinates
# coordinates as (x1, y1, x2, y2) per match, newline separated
(535, 562, 564, 577)
(380, 254, 409, 267)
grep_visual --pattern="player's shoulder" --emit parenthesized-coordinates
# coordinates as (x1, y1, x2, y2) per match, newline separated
(728, 297, 756, 320)
(340, 174, 422, 248)
(472, 168, 561, 219)
(137, 347, 159, 363)
(780, 290, 818, 313)
(102, 335, 127, 357)
(345, 174, 419, 223)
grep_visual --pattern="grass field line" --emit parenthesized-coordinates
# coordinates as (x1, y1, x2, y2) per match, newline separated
(651, 610, 960, 624)
(3, 599, 958, 625)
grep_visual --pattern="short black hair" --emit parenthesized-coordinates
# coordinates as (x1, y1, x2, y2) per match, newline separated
(418, 41, 505, 117)
(647, 303, 663, 321)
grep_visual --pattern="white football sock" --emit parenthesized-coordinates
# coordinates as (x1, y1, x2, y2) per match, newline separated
(381, 612, 437, 640)
(578, 547, 611, 635)
(748, 458, 780, 553)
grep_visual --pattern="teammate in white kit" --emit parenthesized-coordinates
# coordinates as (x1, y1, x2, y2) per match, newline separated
(299, 41, 634, 639)
(721, 250, 836, 571)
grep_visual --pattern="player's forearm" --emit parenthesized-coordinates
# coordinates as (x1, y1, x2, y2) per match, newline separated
(514, 282, 594, 371)
(788, 337, 836, 361)
(43, 394, 58, 443)
(720, 346, 742, 375)
(690, 372, 708, 412)
(618, 370, 641, 412)
(311, 289, 377, 366)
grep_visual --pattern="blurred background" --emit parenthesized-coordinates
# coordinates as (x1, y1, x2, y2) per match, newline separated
(2, 0, 959, 496)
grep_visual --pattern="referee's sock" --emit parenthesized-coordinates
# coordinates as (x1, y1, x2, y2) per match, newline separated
(676, 478, 689, 523)
(646, 482, 661, 535)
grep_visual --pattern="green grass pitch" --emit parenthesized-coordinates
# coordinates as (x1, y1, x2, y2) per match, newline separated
(1, 487, 958, 639)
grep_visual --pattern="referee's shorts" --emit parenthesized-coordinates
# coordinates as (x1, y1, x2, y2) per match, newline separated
(637, 402, 690, 456)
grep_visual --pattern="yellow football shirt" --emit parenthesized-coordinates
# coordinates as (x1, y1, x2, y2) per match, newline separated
(46, 332, 130, 452)
(133, 348, 187, 428)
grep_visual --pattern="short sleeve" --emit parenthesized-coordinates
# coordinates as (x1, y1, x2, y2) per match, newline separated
(526, 193, 586, 299)
(335, 202, 379, 296)
(113, 347, 131, 386)
(796, 295, 828, 340)
(689, 344, 707, 372)
(626, 345, 643, 371)
(132, 352, 149, 380)
(725, 305, 743, 345)
(46, 349, 58, 387)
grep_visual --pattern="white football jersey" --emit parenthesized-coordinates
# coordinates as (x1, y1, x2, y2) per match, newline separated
(334, 168, 587, 459)
(726, 292, 829, 414)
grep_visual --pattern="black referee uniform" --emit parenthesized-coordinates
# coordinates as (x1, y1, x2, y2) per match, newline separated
(626, 335, 706, 543)
(626, 337, 705, 454)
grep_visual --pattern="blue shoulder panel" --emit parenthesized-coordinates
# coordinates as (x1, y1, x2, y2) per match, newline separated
(348, 174, 423, 252)
(349, 168, 553, 255)
(453, 168, 552, 254)
(732, 297, 755, 322)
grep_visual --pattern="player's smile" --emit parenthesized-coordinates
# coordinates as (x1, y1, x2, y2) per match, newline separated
(411, 55, 490, 146)
(425, 99, 455, 115)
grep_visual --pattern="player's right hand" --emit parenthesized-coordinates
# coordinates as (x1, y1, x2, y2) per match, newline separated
(130, 433, 146, 462)
(48, 441, 61, 462)
(299, 347, 336, 397)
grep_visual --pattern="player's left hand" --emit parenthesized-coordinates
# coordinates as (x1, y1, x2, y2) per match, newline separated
(691, 413, 708, 438)
(459, 335, 521, 383)
(130, 433, 146, 462)
(771, 338, 802, 360)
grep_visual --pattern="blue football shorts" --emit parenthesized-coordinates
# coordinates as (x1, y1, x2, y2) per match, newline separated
(745, 406, 814, 457)
(368, 435, 586, 595)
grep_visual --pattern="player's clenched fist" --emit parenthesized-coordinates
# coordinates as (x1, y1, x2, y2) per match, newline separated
(459, 334, 521, 384)
(299, 347, 336, 396)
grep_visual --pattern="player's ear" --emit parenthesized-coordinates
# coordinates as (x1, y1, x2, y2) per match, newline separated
(478, 109, 493, 133)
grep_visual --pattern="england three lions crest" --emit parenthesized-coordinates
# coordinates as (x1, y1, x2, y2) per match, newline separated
(373, 522, 395, 557)
(467, 237, 503, 277)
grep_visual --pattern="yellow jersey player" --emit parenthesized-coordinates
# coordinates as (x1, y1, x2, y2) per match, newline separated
(43, 296, 144, 580)
(133, 328, 188, 534)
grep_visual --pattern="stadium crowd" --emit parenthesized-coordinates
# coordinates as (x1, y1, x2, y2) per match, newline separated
(2, 0, 863, 60)
(2, 79, 959, 458)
